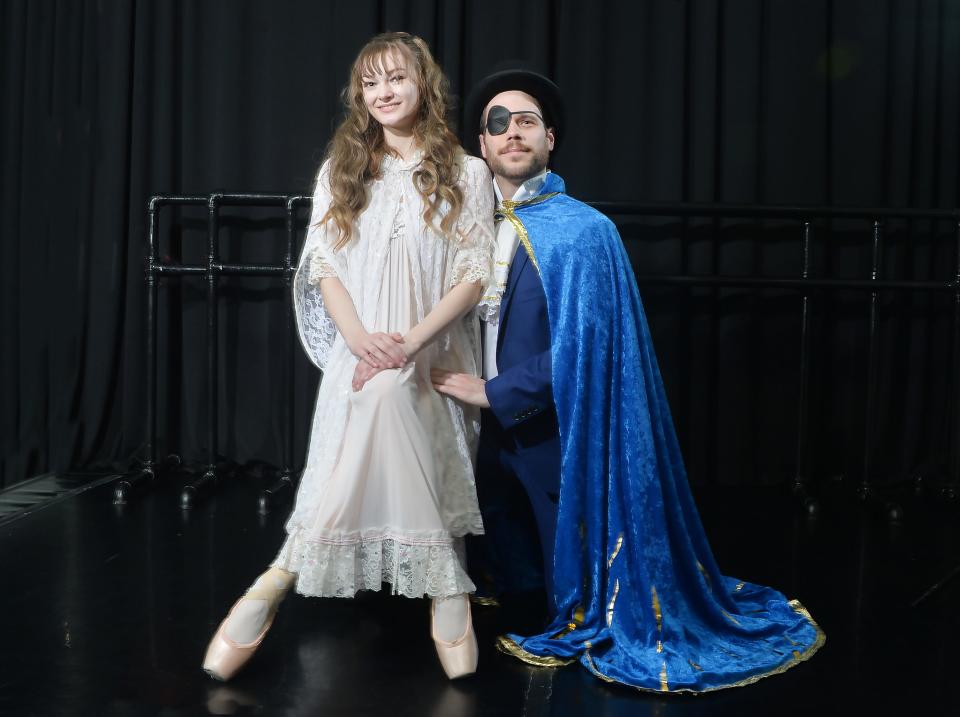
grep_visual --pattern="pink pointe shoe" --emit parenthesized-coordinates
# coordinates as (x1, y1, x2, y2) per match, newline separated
(431, 596, 479, 680)
(202, 581, 286, 681)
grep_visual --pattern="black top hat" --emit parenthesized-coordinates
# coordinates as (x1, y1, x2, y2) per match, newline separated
(462, 65, 564, 156)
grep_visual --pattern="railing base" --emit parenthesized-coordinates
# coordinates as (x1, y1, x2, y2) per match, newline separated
(259, 473, 294, 515)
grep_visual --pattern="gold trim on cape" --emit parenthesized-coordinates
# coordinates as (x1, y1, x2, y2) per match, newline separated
(495, 635, 576, 668)
(495, 192, 559, 273)
(721, 609, 741, 627)
(606, 579, 620, 627)
(651, 586, 663, 632)
(573, 599, 826, 695)
(607, 533, 624, 568)
(697, 561, 713, 592)
(469, 595, 501, 608)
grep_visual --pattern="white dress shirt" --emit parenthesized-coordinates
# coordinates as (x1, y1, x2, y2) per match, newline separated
(482, 171, 548, 381)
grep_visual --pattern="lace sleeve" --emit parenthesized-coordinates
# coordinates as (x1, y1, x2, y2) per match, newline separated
(293, 162, 345, 370)
(308, 251, 339, 285)
(449, 157, 495, 288)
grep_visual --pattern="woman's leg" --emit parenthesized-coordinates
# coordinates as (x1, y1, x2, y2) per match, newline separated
(432, 593, 469, 641)
(222, 567, 296, 643)
(202, 566, 296, 681)
(431, 593, 478, 679)
(431, 538, 477, 679)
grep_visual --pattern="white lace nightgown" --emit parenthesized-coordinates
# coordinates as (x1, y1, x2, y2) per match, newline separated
(272, 152, 496, 599)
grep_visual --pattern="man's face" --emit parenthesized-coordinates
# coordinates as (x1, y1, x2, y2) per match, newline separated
(479, 90, 555, 185)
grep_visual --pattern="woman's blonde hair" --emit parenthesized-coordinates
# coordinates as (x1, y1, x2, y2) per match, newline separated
(321, 32, 464, 250)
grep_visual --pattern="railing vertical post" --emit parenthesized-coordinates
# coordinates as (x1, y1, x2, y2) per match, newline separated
(794, 220, 813, 498)
(259, 196, 300, 513)
(859, 219, 884, 499)
(945, 220, 960, 500)
(180, 194, 222, 508)
(115, 198, 164, 503)
(206, 195, 220, 478)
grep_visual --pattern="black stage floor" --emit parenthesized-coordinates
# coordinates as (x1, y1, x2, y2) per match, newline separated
(1, 473, 958, 717)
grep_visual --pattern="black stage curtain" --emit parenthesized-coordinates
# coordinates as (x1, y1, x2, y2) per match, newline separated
(2, 0, 958, 490)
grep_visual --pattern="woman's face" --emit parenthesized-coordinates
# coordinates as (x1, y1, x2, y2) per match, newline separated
(361, 52, 420, 133)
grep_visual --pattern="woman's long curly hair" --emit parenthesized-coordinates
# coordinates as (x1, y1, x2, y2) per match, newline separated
(322, 32, 464, 250)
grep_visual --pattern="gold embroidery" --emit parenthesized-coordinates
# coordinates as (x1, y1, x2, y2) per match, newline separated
(607, 533, 624, 568)
(697, 562, 713, 592)
(500, 193, 558, 212)
(719, 646, 743, 659)
(495, 635, 576, 668)
(651, 586, 663, 632)
(573, 601, 826, 695)
(721, 609, 741, 627)
(659, 662, 669, 692)
(497, 211, 538, 271)
(469, 595, 500, 608)
(573, 605, 585, 624)
(792, 650, 802, 660)
(495, 193, 559, 275)
(657, 640, 663, 654)
(606, 579, 620, 627)
(550, 622, 579, 639)
(583, 649, 616, 684)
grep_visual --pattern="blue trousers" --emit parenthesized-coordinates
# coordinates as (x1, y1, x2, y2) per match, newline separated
(474, 406, 562, 615)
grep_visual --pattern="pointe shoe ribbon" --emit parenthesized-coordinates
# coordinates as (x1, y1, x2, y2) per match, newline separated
(431, 597, 479, 680)
(202, 577, 290, 681)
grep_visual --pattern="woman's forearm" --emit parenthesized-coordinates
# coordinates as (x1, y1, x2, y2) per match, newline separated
(320, 277, 366, 349)
(404, 281, 483, 357)
(321, 276, 408, 367)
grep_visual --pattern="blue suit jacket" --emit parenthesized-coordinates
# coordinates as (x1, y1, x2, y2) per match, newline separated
(483, 245, 561, 494)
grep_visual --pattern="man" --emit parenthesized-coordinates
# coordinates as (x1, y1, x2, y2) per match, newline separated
(436, 70, 565, 614)
(433, 68, 824, 693)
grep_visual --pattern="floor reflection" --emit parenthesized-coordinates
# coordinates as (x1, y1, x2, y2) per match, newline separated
(0, 478, 957, 715)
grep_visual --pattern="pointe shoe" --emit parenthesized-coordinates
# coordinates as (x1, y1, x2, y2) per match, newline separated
(202, 578, 290, 681)
(431, 596, 479, 680)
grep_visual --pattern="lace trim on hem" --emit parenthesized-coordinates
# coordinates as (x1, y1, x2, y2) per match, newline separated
(293, 528, 461, 547)
(273, 531, 477, 599)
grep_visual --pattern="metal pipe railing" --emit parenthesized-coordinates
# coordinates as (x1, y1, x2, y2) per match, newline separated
(114, 194, 960, 512)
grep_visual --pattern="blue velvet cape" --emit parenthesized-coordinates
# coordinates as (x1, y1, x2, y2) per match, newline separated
(496, 172, 824, 693)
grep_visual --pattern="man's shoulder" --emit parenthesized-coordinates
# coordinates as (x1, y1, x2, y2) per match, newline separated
(545, 192, 618, 237)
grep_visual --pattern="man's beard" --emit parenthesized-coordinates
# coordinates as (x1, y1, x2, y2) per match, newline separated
(488, 144, 549, 186)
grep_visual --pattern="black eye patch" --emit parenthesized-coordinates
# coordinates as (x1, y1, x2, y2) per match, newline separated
(484, 105, 545, 135)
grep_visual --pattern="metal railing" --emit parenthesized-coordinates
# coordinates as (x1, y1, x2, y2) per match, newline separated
(114, 194, 960, 512)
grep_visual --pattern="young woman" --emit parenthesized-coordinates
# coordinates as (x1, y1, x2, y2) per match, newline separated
(202, 32, 495, 682)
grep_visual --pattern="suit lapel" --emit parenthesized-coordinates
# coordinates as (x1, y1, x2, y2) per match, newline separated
(496, 247, 529, 357)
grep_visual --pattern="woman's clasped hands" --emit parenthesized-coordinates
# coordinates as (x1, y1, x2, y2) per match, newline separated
(347, 330, 410, 392)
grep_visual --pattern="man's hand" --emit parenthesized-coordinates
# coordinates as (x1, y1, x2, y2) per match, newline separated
(352, 361, 384, 392)
(431, 369, 490, 408)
